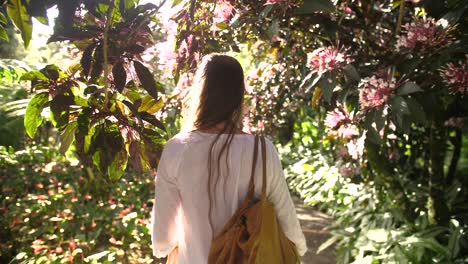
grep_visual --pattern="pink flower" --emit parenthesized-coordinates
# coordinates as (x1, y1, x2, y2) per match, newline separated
(396, 17, 453, 50)
(306, 47, 352, 75)
(359, 76, 395, 109)
(346, 133, 366, 160)
(440, 61, 468, 95)
(337, 124, 359, 139)
(325, 108, 348, 128)
(32, 240, 48, 254)
(340, 163, 354, 177)
(336, 145, 348, 158)
(213, 1, 234, 24)
(156, 39, 178, 74)
(325, 106, 358, 138)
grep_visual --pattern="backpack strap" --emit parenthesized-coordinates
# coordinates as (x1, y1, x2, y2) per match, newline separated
(246, 135, 259, 200)
(260, 136, 267, 199)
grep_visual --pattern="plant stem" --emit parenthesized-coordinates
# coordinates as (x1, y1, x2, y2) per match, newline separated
(395, 0, 406, 36)
(103, 0, 116, 111)
(428, 122, 449, 226)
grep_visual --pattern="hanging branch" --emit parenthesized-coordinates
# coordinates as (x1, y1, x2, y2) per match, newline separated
(446, 130, 462, 185)
(103, 0, 116, 111)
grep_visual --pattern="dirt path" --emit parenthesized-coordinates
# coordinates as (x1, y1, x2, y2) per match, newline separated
(293, 196, 335, 264)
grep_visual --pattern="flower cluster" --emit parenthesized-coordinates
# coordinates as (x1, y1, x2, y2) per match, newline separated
(213, 0, 235, 25)
(306, 47, 352, 75)
(440, 61, 468, 95)
(339, 163, 354, 177)
(396, 17, 453, 50)
(359, 76, 395, 109)
(324, 106, 358, 139)
(325, 108, 348, 128)
(346, 133, 366, 160)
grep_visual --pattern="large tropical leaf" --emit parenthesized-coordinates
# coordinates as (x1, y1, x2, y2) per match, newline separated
(7, 0, 33, 48)
(24, 92, 49, 138)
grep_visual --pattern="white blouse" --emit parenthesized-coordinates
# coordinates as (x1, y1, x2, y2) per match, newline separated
(151, 131, 307, 263)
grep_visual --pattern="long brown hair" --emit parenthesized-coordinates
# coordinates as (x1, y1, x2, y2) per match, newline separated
(182, 53, 245, 237)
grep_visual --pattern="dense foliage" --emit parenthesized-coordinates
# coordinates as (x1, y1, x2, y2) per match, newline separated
(0, 0, 467, 263)
(0, 146, 161, 263)
(3, 0, 172, 182)
(160, 0, 468, 262)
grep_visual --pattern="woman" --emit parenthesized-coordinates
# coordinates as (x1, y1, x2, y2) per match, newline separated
(151, 54, 307, 263)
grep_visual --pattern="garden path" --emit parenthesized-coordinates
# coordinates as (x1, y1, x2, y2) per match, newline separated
(293, 196, 335, 264)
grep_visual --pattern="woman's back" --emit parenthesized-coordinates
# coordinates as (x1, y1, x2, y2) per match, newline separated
(151, 131, 307, 263)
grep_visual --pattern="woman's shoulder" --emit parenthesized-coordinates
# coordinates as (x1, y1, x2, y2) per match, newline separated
(165, 131, 274, 148)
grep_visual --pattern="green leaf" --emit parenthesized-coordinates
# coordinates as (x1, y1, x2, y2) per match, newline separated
(119, 0, 137, 14)
(0, 12, 7, 25)
(59, 122, 77, 155)
(442, 2, 468, 24)
(401, 237, 450, 256)
(406, 98, 427, 125)
(390, 96, 410, 115)
(7, 0, 33, 48)
(317, 235, 339, 254)
(133, 60, 159, 100)
(171, 0, 183, 7)
(84, 125, 96, 154)
(260, 5, 273, 17)
(319, 72, 336, 103)
(448, 226, 461, 258)
(366, 126, 383, 145)
(139, 112, 166, 131)
(129, 141, 151, 172)
(50, 94, 74, 130)
(112, 62, 127, 93)
(90, 44, 104, 81)
(24, 92, 49, 138)
(366, 228, 389, 243)
(295, 0, 335, 14)
(41, 65, 67, 80)
(397, 82, 423, 95)
(20, 70, 49, 81)
(0, 25, 9, 42)
(81, 43, 96, 78)
(15, 252, 27, 260)
(343, 65, 360, 82)
(108, 149, 128, 181)
(138, 96, 164, 114)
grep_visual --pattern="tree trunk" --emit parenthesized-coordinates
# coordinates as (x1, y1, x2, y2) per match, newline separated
(428, 125, 449, 226)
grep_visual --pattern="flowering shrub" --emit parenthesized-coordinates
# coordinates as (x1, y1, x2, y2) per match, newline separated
(396, 17, 453, 50)
(160, 0, 468, 262)
(306, 47, 352, 75)
(440, 61, 468, 95)
(2, 0, 467, 263)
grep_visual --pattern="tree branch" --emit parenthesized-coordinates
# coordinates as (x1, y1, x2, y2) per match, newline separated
(103, 0, 116, 111)
(446, 129, 462, 185)
(395, 0, 406, 36)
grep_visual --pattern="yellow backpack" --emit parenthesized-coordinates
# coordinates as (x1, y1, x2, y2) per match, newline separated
(207, 135, 300, 264)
